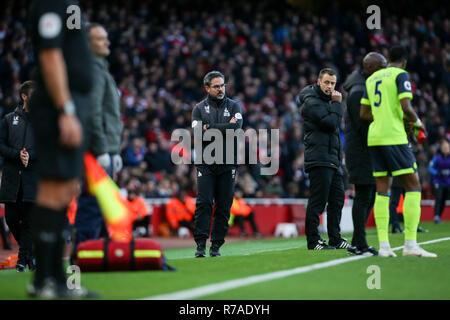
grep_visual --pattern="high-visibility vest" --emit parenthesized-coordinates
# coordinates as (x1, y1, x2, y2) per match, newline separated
(230, 198, 252, 217)
(165, 198, 192, 229)
(184, 196, 196, 216)
(126, 196, 150, 221)
(67, 196, 78, 225)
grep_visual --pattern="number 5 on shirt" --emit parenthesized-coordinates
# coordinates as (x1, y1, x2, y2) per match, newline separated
(374, 80, 382, 107)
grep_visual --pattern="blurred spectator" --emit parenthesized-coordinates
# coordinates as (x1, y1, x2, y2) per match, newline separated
(428, 139, 450, 224)
(126, 184, 151, 237)
(165, 185, 194, 236)
(229, 189, 262, 237)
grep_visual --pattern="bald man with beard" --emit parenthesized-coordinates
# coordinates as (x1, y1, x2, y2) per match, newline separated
(343, 52, 387, 256)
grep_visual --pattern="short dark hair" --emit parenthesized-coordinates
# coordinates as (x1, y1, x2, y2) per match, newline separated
(203, 70, 225, 86)
(19, 80, 36, 101)
(87, 22, 104, 35)
(318, 68, 337, 79)
(389, 45, 408, 63)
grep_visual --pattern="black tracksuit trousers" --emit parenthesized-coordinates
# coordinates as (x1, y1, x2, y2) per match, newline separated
(351, 184, 376, 250)
(5, 201, 34, 264)
(305, 167, 345, 248)
(194, 165, 235, 248)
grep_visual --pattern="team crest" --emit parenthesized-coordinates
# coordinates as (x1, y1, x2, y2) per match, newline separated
(224, 108, 230, 117)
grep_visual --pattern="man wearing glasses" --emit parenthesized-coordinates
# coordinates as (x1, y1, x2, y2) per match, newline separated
(191, 71, 243, 257)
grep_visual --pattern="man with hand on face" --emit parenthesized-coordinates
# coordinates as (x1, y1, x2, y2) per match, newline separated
(73, 23, 123, 250)
(297, 68, 355, 251)
(191, 70, 243, 258)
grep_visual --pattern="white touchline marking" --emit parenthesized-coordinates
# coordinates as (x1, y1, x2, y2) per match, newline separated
(141, 237, 450, 300)
(168, 241, 307, 260)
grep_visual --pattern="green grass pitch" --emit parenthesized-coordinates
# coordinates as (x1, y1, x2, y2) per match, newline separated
(1, 221, 449, 300)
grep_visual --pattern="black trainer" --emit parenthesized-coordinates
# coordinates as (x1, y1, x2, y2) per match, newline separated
(392, 225, 404, 233)
(28, 257, 36, 271)
(331, 238, 356, 250)
(209, 246, 221, 257)
(348, 246, 378, 256)
(16, 263, 26, 273)
(195, 245, 206, 258)
(308, 239, 336, 250)
(347, 246, 363, 255)
(363, 246, 379, 256)
(417, 226, 428, 233)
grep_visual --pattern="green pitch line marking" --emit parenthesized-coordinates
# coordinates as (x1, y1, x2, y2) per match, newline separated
(141, 237, 450, 300)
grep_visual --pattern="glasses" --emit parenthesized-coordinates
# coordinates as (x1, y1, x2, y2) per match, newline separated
(210, 84, 226, 89)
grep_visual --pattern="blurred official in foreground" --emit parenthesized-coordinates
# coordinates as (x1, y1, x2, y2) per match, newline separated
(73, 22, 123, 250)
(28, 0, 98, 298)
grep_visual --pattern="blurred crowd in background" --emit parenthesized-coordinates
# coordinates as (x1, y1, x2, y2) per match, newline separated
(0, 0, 449, 200)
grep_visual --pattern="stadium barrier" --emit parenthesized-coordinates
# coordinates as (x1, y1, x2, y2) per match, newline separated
(145, 199, 450, 237)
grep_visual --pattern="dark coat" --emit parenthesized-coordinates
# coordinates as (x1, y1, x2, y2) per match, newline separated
(191, 95, 243, 167)
(0, 106, 38, 202)
(343, 70, 375, 185)
(298, 84, 343, 173)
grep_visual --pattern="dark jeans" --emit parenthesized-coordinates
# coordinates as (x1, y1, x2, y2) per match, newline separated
(434, 186, 449, 218)
(351, 184, 376, 250)
(305, 167, 345, 248)
(5, 200, 34, 264)
(194, 166, 235, 248)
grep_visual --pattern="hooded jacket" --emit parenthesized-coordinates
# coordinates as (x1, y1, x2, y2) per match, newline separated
(298, 83, 343, 173)
(0, 105, 38, 202)
(343, 70, 375, 185)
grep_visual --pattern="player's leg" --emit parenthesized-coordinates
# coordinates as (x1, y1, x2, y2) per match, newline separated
(369, 146, 396, 256)
(394, 144, 437, 258)
(31, 179, 78, 291)
(373, 176, 396, 256)
(398, 173, 436, 257)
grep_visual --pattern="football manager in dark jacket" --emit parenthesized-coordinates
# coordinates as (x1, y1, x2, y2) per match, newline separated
(343, 52, 387, 256)
(0, 80, 38, 271)
(191, 70, 243, 258)
(298, 68, 354, 250)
